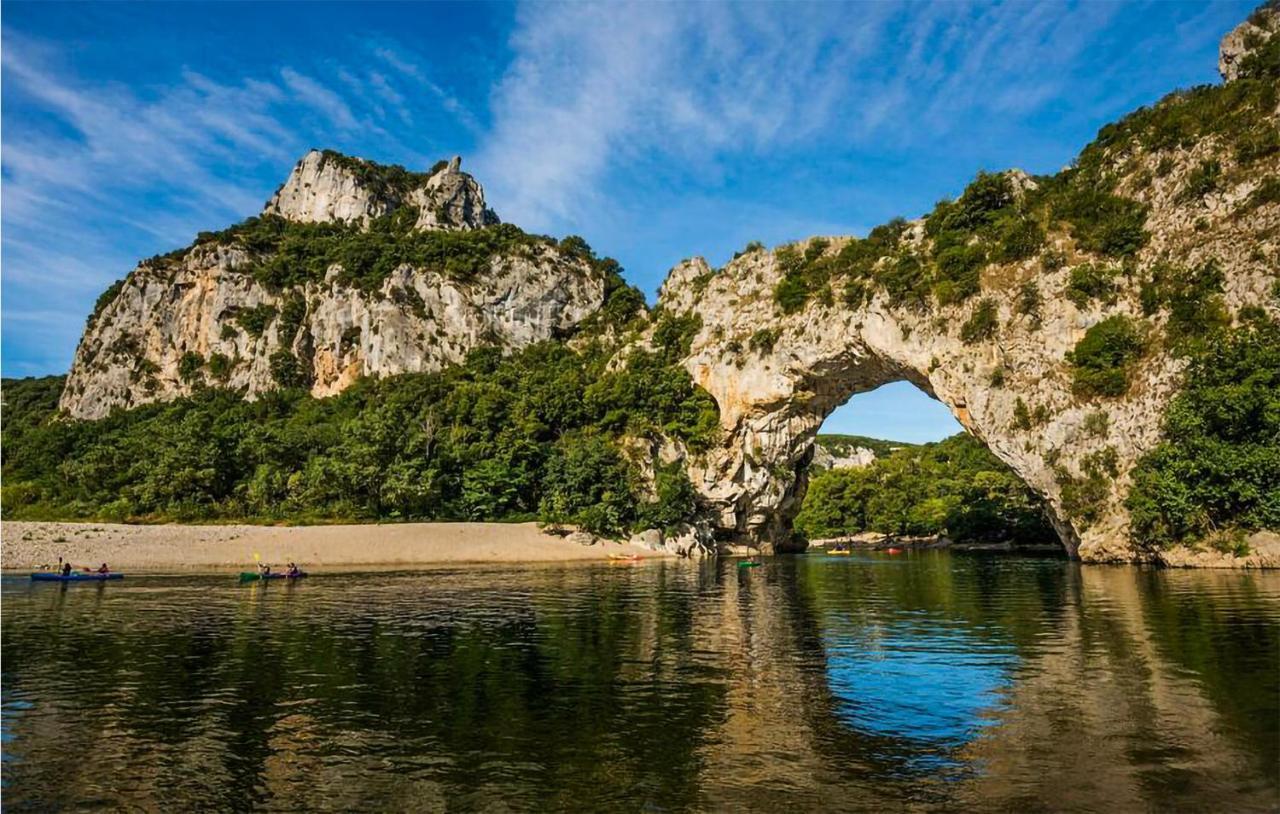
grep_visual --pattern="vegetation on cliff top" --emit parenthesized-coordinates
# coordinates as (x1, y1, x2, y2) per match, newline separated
(768, 57, 1276, 319)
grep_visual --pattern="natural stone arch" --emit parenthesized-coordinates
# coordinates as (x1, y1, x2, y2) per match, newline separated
(662, 249, 1087, 558)
(648, 205, 1270, 564)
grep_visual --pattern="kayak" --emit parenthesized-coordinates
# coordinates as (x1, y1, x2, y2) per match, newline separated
(738, 561, 762, 568)
(31, 572, 123, 582)
(826, 550, 852, 556)
(608, 553, 642, 562)
(239, 571, 307, 582)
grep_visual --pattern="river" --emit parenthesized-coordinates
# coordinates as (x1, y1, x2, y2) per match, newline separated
(3, 551, 1277, 812)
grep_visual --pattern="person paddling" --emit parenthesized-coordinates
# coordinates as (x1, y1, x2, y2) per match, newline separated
(61, 561, 73, 577)
(96, 563, 111, 574)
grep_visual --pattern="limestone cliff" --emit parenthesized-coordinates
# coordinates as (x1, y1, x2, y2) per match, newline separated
(646, 24, 1279, 565)
(60, 153, 603, 419)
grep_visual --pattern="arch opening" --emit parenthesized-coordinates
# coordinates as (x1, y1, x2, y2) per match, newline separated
(786, 381, 1061, 555)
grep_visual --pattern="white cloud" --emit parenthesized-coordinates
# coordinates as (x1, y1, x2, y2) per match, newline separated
(280, 67, 359, 131)
(471, 1, 1147, 230)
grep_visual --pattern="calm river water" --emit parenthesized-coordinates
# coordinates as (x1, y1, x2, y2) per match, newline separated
(3, 552, 1278, 812)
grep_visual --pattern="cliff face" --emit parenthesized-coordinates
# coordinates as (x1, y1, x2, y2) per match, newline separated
(647, 29, 1279, 565)
(60, 152, 602, 419)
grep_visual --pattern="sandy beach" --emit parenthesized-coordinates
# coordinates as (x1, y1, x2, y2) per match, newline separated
(1, 521, 666, 572)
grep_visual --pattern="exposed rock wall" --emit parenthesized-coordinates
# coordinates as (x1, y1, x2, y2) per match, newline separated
(1219, 2, 1277, 81)
(810, 443, 876, 471)
(651, 109, 1279, 565)
(60, 154, 599, 419)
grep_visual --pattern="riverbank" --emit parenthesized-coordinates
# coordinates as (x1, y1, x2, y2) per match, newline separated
(1, 521, 667, 572)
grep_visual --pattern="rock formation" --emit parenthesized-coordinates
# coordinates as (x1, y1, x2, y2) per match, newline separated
(58, 7, 1278, 565)
(809, 442, 877, 471)
(1219, 1, 1277, 82)
(645, 30, 1279, 563)
(60, 152, 602, 418)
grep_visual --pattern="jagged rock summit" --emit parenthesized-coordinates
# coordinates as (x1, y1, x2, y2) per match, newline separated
(263, 149, 499, 230)
(59, 151, 603, 418)
(1219, 0, 1278, 81)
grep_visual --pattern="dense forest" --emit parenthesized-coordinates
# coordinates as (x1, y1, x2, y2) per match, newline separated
(1, 327, 716, 538)
(795, 433, 1053, 544)
(5, 313, 1276, 551)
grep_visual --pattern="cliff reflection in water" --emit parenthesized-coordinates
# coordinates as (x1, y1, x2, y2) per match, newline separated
(2, 552, 1277, 812)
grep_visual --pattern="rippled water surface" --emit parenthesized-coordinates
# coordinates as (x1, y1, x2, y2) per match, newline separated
(3, 552, 1278, 812)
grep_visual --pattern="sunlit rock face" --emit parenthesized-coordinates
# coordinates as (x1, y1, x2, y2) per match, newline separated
(650, 32, 1280, 564)
(1219, 3, 1278, 82)
(59, 152, 599, 418)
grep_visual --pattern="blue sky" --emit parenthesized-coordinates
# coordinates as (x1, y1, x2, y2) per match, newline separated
(1, 1, 1250, 441)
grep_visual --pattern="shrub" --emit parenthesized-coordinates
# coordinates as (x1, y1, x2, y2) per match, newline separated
(178, 352, 205, 384)
(1179, 159, 1222, 201)
(1052, 187, 1148, 257)
(1082, 410, 1109, 437)
(996, 216, 1045, 261)
(269, 350, 310, 389)
(637, 464, 698, 535)
(749, 328, 780, 355)
(652, 311, 702, 359)
(87, 279, 125, 327)
(207, 353, 233, 382)
(773, 274, 810, 314)
(1246, 176, 1280, 210)
(933, 245, 985, 304)
(1017, 281, 1042, 327)
(1012, 398, 1032, 430)
(1064, 263, 1117, 308)
(1067, 316, 1148, 397)
(960, 298, 999, 343)
(1127, 317, 1280, 548)
(235, 304, 277, 338)
(1139, 260, 1229, 351)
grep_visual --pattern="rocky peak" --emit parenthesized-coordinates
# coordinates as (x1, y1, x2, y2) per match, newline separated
(1220, 2, 1278, 81)
(263, 149, 498, 230)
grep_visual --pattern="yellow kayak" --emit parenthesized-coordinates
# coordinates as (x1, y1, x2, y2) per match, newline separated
(826, 550, 852, 555)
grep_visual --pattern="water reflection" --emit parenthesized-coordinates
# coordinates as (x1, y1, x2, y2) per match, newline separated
(2, 553, 1277, 812)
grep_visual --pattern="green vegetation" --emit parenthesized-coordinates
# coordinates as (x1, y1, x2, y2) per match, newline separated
(748, 328, 779, 354)
(1139, 260, 1229, 351)
(1, 341, 719, 537)
(234, 304, 277, 338)
(1067, 316, 1148, 397)
(177, 352, 205, 384)
(1180, 159, 1222, 201)
(317, 150, 445, 200)
(1055, 454, 1114, 529)
(1064, 263, 1117, 308)
(960, 298, 999, 343)
(795, 433, 1053, 544)
(1127, 316, 1280, 549)
(194, 214, 558, 293)
(815, 434, 910, 459)
(87, 280, 124, 327)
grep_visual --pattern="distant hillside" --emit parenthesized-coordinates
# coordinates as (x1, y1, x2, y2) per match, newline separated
(814, 434, 914, 458)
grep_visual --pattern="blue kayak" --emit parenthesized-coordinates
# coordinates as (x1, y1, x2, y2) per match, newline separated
(31, 572, 124, 582)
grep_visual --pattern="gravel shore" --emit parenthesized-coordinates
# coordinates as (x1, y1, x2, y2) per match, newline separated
(2, 521, 664, 572)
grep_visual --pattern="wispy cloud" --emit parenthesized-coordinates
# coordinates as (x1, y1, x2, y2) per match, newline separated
(1, 30, 473, 375)
(280, 67, 359, 131)
(473, 1, 1223, 230)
